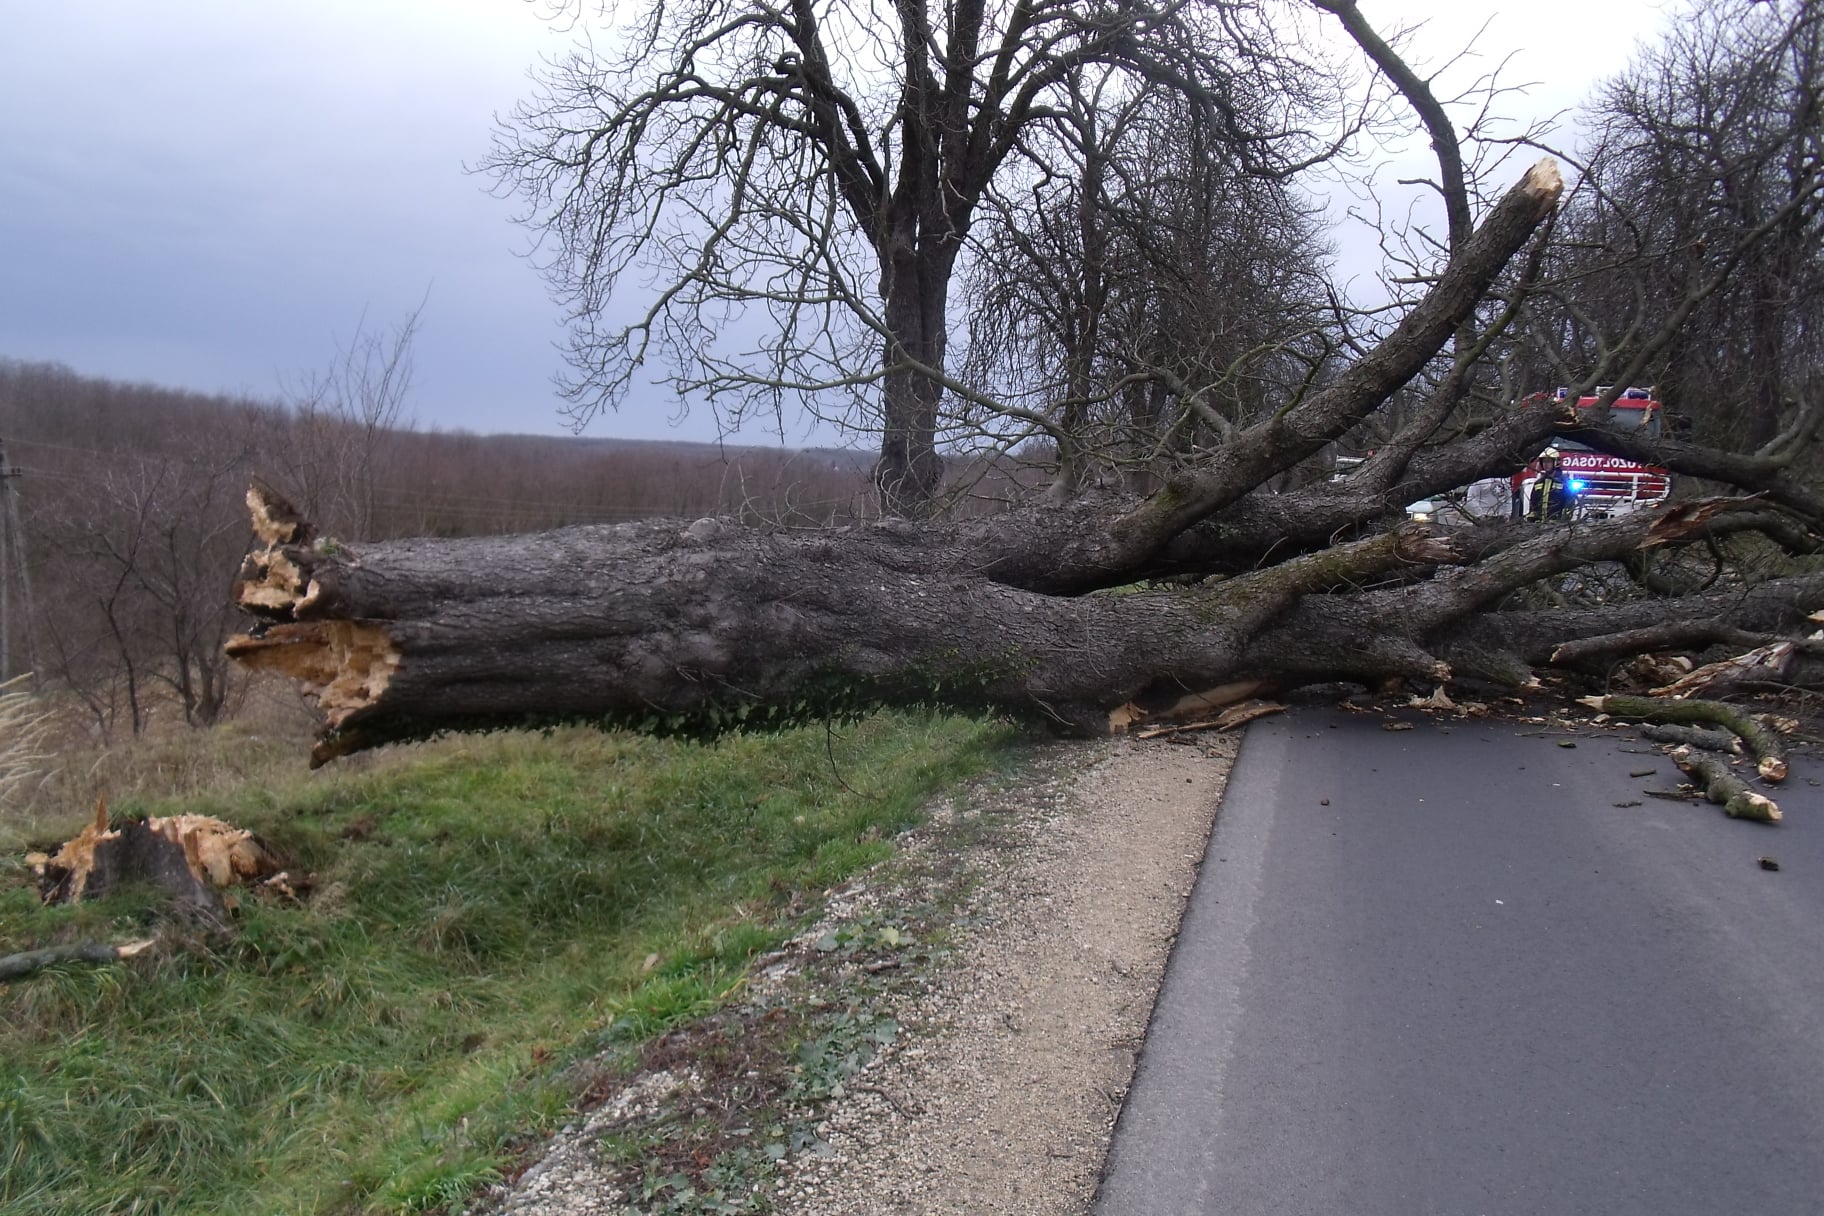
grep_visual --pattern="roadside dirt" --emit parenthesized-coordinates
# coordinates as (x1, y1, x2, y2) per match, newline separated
(493, 733, 1238, 1215)
(771, 734, 1236, 1216)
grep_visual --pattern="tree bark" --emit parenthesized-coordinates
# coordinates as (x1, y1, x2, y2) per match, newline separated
(0, 939, 155, 983)
(1671, 745, 1782, 824)
(230, 481, 1824, 765)
(873, 236, 960, 516)
(1584, 694, 1790, 783)
(1639, 723, 1742, 754)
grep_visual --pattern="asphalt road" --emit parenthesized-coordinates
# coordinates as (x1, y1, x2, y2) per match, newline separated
(1096, 706, 1824, 1216)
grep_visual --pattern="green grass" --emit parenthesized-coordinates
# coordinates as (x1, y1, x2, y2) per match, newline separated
(0, 712, 1012, 1215)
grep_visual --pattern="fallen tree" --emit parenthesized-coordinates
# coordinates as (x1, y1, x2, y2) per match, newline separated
(224, 162, 1824, 763)
(226, 484, 1824, 766)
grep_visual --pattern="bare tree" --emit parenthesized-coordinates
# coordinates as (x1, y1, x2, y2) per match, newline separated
(957, 77, 1337, 498)
(1532, 0, 1824, 455)
(32, 435, 255, 735)
(486, 0, 1352, 515)
(280, 304, 424, 540)
(1476, 0, 1824, 457)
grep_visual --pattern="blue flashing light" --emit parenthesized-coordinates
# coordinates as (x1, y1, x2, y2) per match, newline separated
(1569, 478, 1587, 492)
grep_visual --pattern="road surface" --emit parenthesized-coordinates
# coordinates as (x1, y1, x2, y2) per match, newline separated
(1097, 706, 1824, 1216)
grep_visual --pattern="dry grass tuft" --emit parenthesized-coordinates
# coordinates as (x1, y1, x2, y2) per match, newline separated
(0, 674, 54, 816)
(2, 674, 324, 851)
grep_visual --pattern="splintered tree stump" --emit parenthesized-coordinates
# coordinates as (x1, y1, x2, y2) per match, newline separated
(28, 799, 283, 911)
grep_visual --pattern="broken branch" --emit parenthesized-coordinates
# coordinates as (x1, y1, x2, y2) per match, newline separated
(1670, 746, 1781, 824)
(0, 938, 156, 983)
(1582, 694, 1789, 782)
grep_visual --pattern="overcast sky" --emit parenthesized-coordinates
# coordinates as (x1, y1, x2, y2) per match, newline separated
(0, 0, 1673, 443)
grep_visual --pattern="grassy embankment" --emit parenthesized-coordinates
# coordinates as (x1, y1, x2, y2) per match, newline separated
(1, 701, 1012, 1215)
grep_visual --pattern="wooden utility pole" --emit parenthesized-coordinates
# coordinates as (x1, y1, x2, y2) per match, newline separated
(0, 439, 36, 684)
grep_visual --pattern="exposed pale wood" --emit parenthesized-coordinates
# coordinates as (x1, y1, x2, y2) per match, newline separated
(246, 482, 313, 546)
(1112, 681, 1269, 734)
(1650, 642, 1796, 699)
(31, 803, 283, 907)
(225, 622, 401, 730)
(1133, 699, 1288, 737)
(1639, 498, 1764, 548)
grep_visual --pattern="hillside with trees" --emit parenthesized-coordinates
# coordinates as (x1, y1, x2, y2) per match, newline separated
(0, 358, 871, 738)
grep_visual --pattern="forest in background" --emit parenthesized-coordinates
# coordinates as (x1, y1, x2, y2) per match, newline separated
(0, 357, 874, 740)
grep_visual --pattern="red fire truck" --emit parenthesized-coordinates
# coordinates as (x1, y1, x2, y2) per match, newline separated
(1513, 387, 1672, 518)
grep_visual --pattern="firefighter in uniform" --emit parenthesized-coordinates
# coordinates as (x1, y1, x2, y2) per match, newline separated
(1527, 448, 1580, 521)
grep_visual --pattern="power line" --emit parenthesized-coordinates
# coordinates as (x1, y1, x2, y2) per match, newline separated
(6, 437, 856, 515)
(5, 435, 186, 467)
(2, 433, 863, 543)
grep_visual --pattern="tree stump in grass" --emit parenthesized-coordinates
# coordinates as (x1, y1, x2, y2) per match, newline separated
(27, 797, 286, 912)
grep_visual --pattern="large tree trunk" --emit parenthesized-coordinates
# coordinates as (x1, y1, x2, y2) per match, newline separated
(228, 487, 1824, 765)
(872, 243, 955, 516)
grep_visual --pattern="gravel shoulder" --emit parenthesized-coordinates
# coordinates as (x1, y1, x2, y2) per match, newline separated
(773, 733, 1236, 1215)
(495, 733, 1237, 1215)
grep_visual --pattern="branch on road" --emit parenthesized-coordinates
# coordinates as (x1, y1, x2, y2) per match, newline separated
(1671, 746, 1782, 824)
(1584, 694, 1790, 783)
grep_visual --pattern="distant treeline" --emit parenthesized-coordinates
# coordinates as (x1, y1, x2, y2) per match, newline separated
(0, 359, 875, 536)
(0, 358, 873, 737)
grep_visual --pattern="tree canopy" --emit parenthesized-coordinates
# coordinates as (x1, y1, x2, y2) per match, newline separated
(486, 0, 1361, 513)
